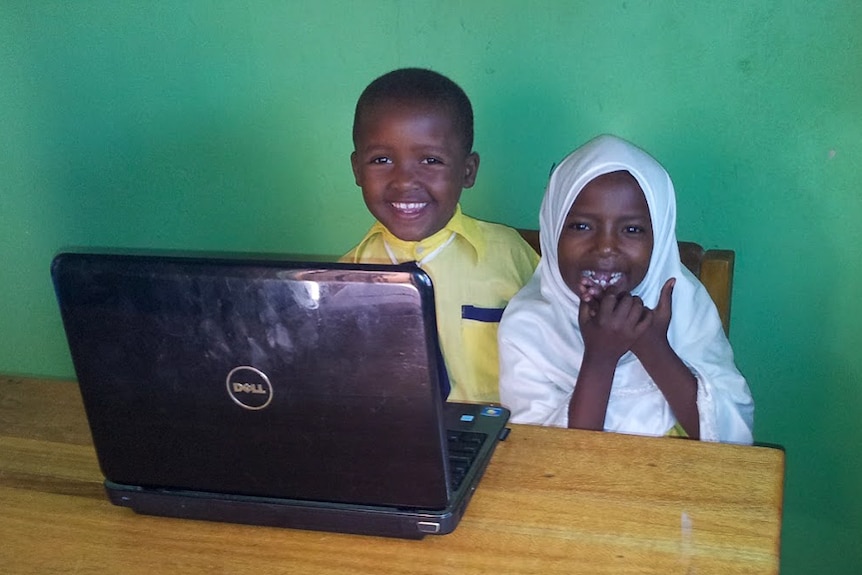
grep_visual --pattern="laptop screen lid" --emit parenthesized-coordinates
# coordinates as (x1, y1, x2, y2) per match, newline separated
(51, 252, 454, 510)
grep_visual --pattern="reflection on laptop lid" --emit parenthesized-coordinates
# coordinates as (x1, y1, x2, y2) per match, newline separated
(51, 251, 509, 538)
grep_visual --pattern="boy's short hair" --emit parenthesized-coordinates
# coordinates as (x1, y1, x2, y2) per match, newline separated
(353, 68, 474, 153)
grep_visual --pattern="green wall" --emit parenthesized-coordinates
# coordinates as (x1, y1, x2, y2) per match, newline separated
(2, 1, 860, 571)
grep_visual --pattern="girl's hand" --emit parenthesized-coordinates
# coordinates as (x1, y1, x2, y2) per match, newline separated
(631, 278, 675, 358)
(579, 289, 653, 363)
(576, 276, 604, 303)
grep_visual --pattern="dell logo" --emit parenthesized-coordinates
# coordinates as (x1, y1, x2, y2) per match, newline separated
(226, 366, 273, 410)
(231, 382, 268, 395)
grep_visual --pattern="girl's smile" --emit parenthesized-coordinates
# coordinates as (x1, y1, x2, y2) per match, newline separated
(581, 270, 623, 289)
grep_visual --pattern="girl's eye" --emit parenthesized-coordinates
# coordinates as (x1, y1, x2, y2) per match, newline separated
(566, 222, 589, 231)
(624, 225, 646, 234)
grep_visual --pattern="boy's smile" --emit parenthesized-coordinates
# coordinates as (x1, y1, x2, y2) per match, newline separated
(351, 102, 479, 242)
(557, 170, 654, 300)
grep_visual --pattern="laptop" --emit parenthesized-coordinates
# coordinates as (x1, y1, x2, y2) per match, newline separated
(51, 251, 510, 539)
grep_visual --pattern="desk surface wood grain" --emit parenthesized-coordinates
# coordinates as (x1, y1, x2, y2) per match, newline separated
(0, 376, 784, 574)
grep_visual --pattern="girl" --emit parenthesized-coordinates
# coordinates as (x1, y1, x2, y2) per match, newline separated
(498, 134, 754, 443)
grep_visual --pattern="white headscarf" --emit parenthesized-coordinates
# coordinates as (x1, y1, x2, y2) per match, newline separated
(499, 135, 754, 443)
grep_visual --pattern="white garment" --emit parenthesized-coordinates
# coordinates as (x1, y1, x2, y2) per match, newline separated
(498, 134, 754, 443)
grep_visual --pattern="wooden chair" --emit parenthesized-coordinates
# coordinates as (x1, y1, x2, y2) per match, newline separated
(516, 229, 735, 335)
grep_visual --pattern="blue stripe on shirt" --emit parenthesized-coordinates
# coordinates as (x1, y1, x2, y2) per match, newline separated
(461, 305, 505, 323)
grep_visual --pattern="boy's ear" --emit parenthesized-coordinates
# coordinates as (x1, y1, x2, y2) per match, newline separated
(462, 152, 480, 189)
(350, 151, 362, 186)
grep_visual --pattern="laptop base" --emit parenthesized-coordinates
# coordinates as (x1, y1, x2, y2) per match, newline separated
(106, 480, 474, 539)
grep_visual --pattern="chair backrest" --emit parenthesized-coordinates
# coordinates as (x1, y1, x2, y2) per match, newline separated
(516, 229, 735, 335)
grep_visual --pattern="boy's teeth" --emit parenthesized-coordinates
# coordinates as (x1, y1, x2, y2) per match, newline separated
(392, 202, 427, 211)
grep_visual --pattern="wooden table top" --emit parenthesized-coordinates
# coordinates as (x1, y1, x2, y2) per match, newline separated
(0, 375, 784, 574)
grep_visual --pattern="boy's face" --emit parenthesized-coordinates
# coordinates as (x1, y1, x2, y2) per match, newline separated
(351, 102, 479, 242)
(557, 171, 654, 300)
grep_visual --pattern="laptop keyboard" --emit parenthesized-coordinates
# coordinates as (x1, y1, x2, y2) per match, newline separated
(446, 430, 487, 491)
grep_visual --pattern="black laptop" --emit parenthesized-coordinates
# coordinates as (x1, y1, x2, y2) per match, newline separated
(51, 251, 509, 539)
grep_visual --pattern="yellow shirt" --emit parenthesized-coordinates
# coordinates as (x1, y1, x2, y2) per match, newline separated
(342, 206, 539, 403)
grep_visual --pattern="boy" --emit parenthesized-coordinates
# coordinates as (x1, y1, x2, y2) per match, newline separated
(343, 68, 539, 403)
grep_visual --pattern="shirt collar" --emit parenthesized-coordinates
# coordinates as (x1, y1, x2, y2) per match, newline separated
(354, 204, 487, 262)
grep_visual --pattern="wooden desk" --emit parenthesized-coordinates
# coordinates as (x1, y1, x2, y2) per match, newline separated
(0, 376, 783, 574)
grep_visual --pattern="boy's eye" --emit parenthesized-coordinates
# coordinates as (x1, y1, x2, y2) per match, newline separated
(370, 156, 391, 164)
(421, 157, 442, 165)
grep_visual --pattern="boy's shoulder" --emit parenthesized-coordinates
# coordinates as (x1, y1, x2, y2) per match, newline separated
(459, 213, 540, 275)
(462, 213, 537, 254)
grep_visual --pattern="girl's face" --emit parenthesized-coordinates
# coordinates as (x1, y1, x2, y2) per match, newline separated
(557, 170, 654, 300)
